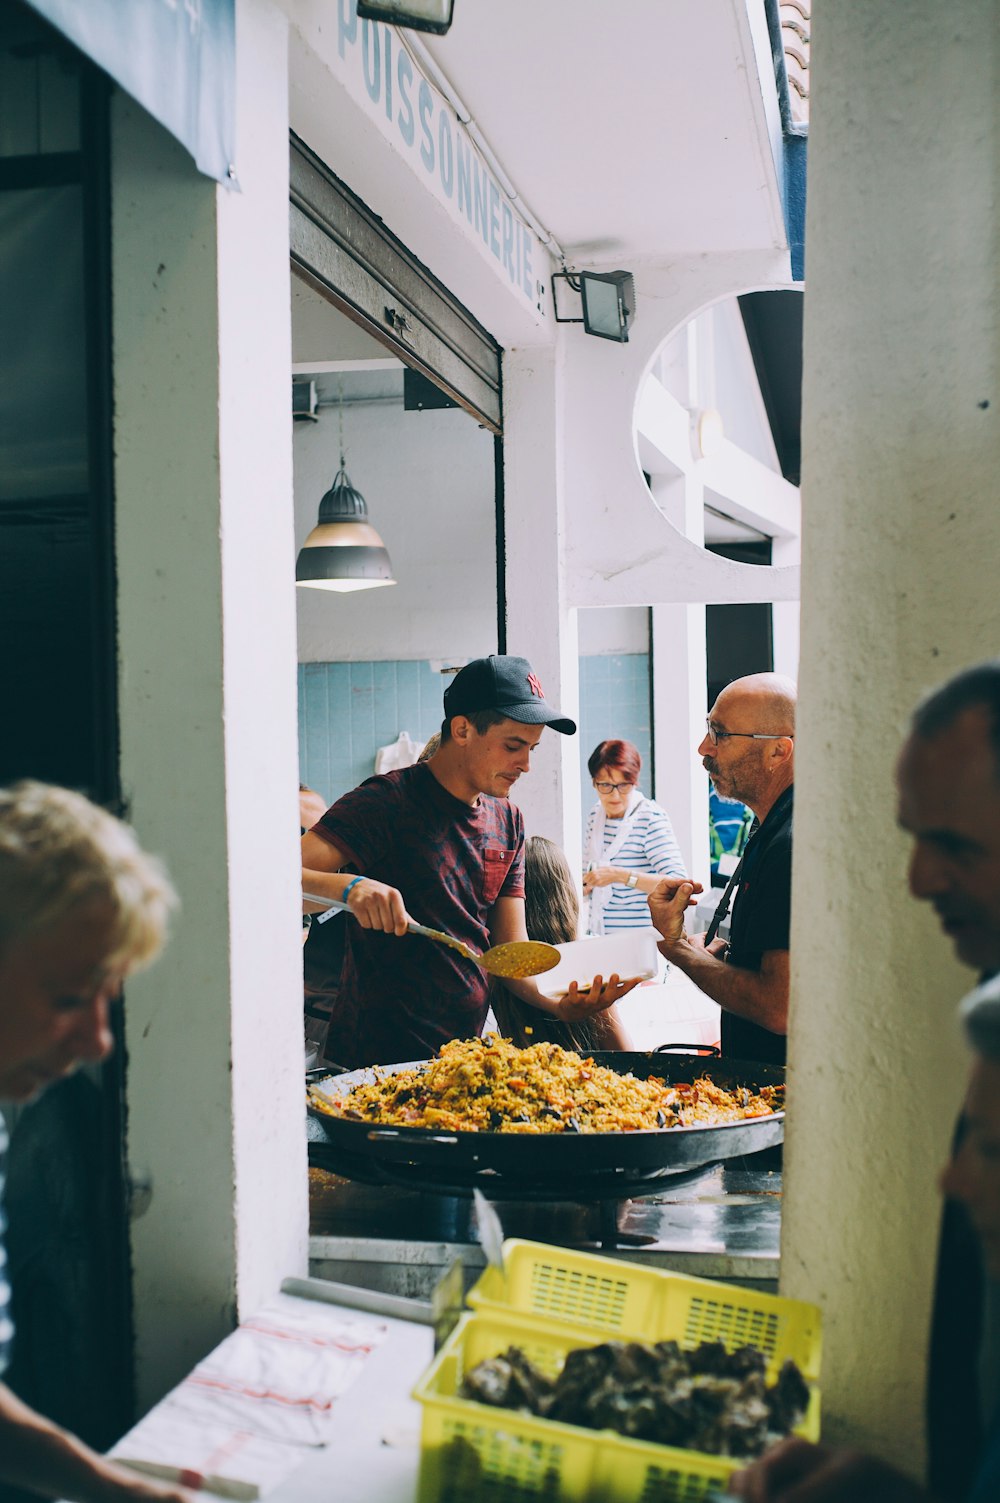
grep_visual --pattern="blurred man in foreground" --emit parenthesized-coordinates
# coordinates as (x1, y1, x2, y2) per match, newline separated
(0, 781, 187, 1503)
(729, 984, 1000, 1503)
(731, 662, 1000, 1502)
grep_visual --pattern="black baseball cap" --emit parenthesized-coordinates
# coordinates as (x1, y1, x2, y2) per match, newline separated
(443, 655, 577, 735)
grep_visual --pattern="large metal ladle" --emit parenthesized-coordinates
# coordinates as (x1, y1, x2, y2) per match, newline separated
(302, 892, 560, 979)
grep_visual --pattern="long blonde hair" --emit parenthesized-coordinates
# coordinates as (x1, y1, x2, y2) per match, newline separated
(522, 835, 579, 946)
(491, 836, 617, 1053)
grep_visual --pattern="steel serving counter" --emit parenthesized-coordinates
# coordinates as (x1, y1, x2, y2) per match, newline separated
(307, 1150, 783, 1294)
(298, 1146, 783, 1502)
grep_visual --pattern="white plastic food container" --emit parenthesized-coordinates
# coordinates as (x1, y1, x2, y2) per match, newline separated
(535, 930, 660, 1000)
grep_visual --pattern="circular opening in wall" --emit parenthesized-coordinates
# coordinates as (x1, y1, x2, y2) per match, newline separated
(640, 288, 803, 552)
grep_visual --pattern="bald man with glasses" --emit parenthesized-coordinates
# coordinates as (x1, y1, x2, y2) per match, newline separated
(648, 672, 796, 1064)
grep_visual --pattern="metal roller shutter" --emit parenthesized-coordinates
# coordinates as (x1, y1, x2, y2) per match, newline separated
(289, 133, 502, 434)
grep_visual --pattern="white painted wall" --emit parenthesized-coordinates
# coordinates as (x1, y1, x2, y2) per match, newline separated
(287, 4, 550, 356)
(652, 603, 710, 885)
(649, 468, 711, 885)
(710, 300, 783, 472)
(294, 396, 497, 662)
(770, 534, 800, 680)
(784, 0, 1000, 1472)
(655, 301, 783, 475)
(502, 345, 583, 866)
(578, 607, 649, 656)
(112, 0, 307, 1410)
(563, 260, 801, 610)
(282, 0, 803, 875)
(631, 302, 801, 883)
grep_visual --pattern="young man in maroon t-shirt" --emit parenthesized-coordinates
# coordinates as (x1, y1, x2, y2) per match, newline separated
(302, 654, 639, 1067)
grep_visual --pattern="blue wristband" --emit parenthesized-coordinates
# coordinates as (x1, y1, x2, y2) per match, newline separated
(342, 876, 364, 905)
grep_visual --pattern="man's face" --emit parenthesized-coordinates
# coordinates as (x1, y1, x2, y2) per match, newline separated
(0, 899, 119, 1102)
(697, 688, 769, 808)
(940, 1055, 1000, 1277)
(465, 718, 544, 799)
(897, 707, 1000, 972)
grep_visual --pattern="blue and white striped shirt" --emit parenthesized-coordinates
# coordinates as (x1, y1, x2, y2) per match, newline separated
(584, 796, 686, 933)
(0, 1114, 11, 1377)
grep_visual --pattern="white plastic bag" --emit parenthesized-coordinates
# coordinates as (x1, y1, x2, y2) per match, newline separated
(374, 730, 422, 774)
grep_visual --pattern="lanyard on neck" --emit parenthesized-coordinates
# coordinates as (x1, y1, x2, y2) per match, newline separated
(703, 852, 745, 947)
(703, 813, 761, 946)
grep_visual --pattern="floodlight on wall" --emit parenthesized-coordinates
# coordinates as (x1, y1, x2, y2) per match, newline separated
(552, 269, 636, 343)
(295, 387, 396, 593)
(356, 0, 455, 34)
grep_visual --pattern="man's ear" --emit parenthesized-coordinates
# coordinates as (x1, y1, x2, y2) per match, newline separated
(773, 735, 794, 768)
(450, 715, 472, 745)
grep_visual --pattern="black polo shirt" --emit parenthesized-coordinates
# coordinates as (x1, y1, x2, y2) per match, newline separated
(721, 784, 793, 1065)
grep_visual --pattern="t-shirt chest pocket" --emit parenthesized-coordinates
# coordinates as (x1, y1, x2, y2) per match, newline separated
(482, 847, 515, 905)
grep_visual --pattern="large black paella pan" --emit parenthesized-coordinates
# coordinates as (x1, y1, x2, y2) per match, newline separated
(307, 1050, 784, 1192)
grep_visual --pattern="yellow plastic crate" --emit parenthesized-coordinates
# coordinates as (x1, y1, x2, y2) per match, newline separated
(467, 1239, 822, 1388)
(414, 1307, 820, 1503)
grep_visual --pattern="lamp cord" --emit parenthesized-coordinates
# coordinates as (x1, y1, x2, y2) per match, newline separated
(337, 374, 346, 469)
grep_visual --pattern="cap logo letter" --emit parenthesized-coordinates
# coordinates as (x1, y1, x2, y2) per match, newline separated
(527, 672, 544, 699)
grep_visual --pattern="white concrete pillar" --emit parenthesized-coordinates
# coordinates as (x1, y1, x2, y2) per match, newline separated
(112, 0, 307, 1409)
(783, 0, 1000, 1472)
(770, 534, 800, 680)
(651, 605, 709, 886)
(502, 344, 583, 873)
(649, 474, 709, 885)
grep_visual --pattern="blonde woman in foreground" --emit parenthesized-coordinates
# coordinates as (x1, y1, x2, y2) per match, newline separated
(0, 781, 190, 1503)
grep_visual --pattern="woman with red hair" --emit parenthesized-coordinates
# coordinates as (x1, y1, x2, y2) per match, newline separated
(583, 739, 686, 935)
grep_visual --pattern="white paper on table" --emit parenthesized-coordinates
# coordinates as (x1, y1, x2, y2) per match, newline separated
(112, 1293, 388, 1495)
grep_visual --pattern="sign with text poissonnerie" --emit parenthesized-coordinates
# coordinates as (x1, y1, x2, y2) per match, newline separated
(333, 0, 547, 315)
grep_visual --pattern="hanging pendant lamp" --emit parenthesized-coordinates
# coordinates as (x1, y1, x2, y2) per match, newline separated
(295, 387, 396, 592)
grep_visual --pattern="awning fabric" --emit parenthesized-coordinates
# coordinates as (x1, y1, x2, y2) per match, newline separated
(24, 0, 236, 188)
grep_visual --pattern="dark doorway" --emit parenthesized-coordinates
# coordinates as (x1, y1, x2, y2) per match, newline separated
(705, 541, 774, 707)
(0, 0, 132, 1466)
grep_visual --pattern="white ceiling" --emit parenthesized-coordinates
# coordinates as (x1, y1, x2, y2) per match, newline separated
(289, 3, 792, 538)
(423, 0, 783, 263)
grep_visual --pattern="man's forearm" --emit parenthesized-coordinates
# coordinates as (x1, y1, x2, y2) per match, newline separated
(302, 867, 355, 911)
(0, 1383, 185, 1503)
(659, 938, 788, 1033)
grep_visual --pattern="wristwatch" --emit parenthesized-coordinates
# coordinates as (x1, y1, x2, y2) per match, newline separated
(626, 871, 639, 889)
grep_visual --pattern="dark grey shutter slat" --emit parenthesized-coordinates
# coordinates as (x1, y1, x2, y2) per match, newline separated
(290, 134, 502, 435)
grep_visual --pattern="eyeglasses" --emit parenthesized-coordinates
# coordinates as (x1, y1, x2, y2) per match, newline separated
(593, 780, 634, 795)
(704, 719, 791, 746)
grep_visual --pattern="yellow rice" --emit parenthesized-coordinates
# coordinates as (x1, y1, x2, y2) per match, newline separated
(309, 1034, 783, 1134)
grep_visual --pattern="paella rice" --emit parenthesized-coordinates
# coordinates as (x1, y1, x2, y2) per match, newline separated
(308, 1034, 783, 1134)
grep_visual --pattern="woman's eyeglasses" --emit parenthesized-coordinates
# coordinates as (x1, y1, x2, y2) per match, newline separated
(593, 780, 634, 794)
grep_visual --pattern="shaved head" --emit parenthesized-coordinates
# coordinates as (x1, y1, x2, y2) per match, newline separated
(701, 673, 797, 818)
(718, 674, 797, 736)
